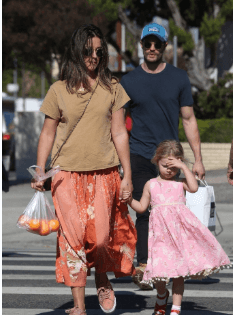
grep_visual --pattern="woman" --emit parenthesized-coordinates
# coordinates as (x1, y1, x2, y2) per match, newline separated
(31, 24, 137, 315)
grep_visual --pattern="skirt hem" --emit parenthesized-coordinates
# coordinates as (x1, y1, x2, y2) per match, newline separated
(142, 262, 232, 283)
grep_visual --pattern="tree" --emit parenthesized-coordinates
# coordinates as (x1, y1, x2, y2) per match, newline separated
(89, 0, 233, 91)
(2, 0, 108, 85)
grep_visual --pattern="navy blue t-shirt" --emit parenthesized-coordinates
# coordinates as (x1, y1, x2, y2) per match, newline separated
(120, 63, 193, 159)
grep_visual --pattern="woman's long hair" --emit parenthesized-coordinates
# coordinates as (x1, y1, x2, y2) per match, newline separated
(60, 24, 114, 93)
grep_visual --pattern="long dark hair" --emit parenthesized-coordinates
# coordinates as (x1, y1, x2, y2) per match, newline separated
(60, 24, 114, 93)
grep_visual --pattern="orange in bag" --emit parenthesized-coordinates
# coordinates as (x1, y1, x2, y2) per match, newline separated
(39, 220, 50, 236)
(49, 219, 60, 232)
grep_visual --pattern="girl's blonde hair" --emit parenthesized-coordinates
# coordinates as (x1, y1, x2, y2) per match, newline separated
(151, 140, 185, 165)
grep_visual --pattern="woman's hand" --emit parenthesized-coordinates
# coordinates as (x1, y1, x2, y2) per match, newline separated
(119, 177, 133, 202)
(31, 178, 46, 192)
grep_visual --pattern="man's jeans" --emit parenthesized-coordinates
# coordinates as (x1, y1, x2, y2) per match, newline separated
(130, 153, 158, 265)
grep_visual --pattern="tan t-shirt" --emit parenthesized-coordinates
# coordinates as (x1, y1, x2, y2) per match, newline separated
(40, 79, 130, 172)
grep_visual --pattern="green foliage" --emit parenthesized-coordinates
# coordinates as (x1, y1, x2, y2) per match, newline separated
(179, 118, 233, 143)
(169, 19, 195, 53)
(199, 12, 225, 47)
(2, 68, 52, 98)
(87, 0, 131, 21)
(219, 0, 233, 20)
(197, 73, 233, 119)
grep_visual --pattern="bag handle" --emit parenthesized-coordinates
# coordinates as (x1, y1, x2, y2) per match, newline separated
(47, 81, 98, 169)
(197, 178, 208, 187)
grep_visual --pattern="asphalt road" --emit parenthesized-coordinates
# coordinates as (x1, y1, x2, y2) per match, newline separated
(2, 168, 233, 315)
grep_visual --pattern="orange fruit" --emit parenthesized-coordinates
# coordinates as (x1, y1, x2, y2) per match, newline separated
(39, 220, 50, 236)
(49, 219, 59, 232)
(17, 215, 29, 227)
(29, 219, 40, 231)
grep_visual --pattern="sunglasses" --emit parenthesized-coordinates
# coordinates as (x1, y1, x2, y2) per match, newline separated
(84, 47, 103, 58)
(143, 41, 163, 50)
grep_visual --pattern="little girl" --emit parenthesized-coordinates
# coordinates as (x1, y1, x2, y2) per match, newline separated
(124, 140, 231, 315)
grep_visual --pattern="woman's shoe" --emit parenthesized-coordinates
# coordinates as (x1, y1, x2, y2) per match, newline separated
(65, 306, 87, 315)
(97, 286, 116, 313)
(154, 289, 170, 315)
(95, 272, 116, 314)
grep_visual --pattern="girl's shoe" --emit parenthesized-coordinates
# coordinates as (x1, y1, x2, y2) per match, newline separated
(154, 289, 170, 315)
(65, 306, 87, 315)
(95, 272, 116, 314)
(170, 311, 181, 314)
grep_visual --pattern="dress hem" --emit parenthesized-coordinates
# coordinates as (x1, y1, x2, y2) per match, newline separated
(142, 262, 232, 283)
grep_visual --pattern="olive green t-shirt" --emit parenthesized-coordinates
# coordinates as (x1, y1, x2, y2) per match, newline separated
(40, 79, 130, 172)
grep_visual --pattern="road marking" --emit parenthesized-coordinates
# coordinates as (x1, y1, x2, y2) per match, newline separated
(2, 274, 233, 284)
(2, 287, 233, 298)
(2, 251, 56, 257)
(2, 310, 233, 315)
(2, 265, 55, 271)
(2, 257, 56, 261)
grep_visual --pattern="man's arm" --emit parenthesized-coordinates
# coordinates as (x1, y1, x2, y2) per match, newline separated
(180, 106, 205, 179)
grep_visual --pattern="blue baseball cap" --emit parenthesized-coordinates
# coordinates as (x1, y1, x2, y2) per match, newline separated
(141, 23, 168, 42)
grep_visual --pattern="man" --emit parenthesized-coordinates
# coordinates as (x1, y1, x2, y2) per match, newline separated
(121, 23, 205, 290)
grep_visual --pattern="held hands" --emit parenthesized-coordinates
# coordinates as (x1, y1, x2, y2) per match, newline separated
(119, 177, 133, 203)
(122, 191, 133, 204)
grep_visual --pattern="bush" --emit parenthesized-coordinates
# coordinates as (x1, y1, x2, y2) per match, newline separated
(179, 118, 233, 143)
(169, 19, 195, 54)
(196, 73, 233, 119)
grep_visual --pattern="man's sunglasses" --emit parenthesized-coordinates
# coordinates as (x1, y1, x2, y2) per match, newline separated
(143, 41, 163, 50)
(84, 47, 103, 58)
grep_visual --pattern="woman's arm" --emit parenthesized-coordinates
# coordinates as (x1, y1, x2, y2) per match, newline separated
(31, 115, 58, 191)
(124, 181, 151, 213)
(111, 108, 132, 200)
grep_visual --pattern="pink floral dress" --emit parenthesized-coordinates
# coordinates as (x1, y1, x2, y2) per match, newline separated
(142, 178, 231, 283)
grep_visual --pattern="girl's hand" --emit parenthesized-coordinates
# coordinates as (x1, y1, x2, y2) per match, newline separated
(31, 178, 45, 192)
(119, 177, 133, 202)
(122, 190, 133, 204)
(166, 156, 185, 169)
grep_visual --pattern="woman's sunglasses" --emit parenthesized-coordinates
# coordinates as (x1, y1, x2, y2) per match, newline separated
(143, 41, 163, 50)
(84, 47, 103, 58)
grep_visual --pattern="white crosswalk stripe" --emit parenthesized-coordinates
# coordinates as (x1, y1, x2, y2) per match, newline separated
(2, 251, 233, 315)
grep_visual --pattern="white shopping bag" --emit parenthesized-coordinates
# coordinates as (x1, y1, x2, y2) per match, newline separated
(186, 179, 216, 231)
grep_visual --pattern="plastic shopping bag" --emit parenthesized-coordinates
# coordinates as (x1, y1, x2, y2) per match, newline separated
(186, 179, 216, 231)
(17, 165, 60, 236)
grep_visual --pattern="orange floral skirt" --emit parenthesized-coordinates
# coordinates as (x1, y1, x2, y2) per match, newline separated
(52, 166, 137, 287)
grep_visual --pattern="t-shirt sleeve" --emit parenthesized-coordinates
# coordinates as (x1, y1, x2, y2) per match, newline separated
(40, 86, 61, 120)
(112, 83, 130, 113)
(179, 73, 194, 107)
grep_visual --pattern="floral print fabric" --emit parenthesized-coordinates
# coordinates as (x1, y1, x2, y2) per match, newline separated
(52, 167, 137, 287)
(143, 178, 231, 283)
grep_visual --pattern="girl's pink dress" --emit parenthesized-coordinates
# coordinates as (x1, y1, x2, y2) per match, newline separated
(143, 178, 231, 282)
